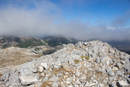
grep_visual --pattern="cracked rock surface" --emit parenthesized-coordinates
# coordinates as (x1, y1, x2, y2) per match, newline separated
(0, 41, 130, 87)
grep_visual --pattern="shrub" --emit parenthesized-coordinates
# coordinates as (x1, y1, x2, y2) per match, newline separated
(34, 47, 42, 51)
(81, 55, 90, 60)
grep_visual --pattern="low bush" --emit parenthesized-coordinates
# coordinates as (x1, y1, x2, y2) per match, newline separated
(81, 55, 90, 60)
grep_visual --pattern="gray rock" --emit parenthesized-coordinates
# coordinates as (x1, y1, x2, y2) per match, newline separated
(19, 76, 38, 86)
(66, 78, 72, 84)
(117, 63, 122, 69)
(126, 77, 130, 84)
(117, 80, 129, 87)
(38, 66, 43, 73)
(111, 81, 117, 87)
(103, 80, 107, 84)
(42, 76, 48, 82)
(52, 82, 60, 87)
(49, 75, 58, 82)
(108, 71, 115, 76)
(68, 85, 74, 87)
(106, 67, 115, 76)
(96, 57, 100, 63)
(41, 63, 48, 69)
(116, 71, 123, 77)
(121, 60, 125, 65)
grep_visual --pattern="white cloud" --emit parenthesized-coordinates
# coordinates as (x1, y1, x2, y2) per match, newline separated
(107, 26, 116, 30)
(0, 0, 130, 41)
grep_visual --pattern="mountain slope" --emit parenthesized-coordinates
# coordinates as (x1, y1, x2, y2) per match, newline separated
(0, 47, 42, 68)
(107, 40, 130, 54)
(0, 36, 47, 48)
(42, 36, 78, 46)
(0, 41, 129, 87)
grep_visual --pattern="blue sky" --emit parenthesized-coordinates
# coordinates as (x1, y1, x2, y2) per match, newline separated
(0, 0, 130, 40)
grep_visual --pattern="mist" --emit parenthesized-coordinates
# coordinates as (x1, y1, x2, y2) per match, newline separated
(0, 0, 130, 41)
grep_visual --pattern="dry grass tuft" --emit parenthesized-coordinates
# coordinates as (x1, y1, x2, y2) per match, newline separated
(74, 59, 79, 64)
(52, 67, 72, 75)
(41, 81, 52, 87)
(0, 73, 2, 76)
(0, 49, 42, 68)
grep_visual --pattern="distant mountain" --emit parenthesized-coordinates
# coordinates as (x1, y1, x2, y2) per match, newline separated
(1, 36, 130, 55)
(0, 36, 47, 48)
(42, 35, 78, 46)
(107, 40, 130, 54)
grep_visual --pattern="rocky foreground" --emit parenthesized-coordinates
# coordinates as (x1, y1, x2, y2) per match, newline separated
(0, 41, 130, 87)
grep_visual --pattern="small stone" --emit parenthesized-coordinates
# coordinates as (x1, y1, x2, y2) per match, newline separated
(120, 60, 125, 65)
(49, 76, 58, 82)
(117, 80, 129, 87)
(96, 58, 100, 63)
(68, 85, 73, 87)
(106, 67, 115, 76)
(19, 76, 38, 86)
(66, 78, 72, 84)
(126, 77, 130, 83)
(117, 63, 122, 69)
(41, 63, 48, 69)
(103, 80, 107, 84)
(108, 71, 115, 76)
(52, 82, 59, 87)
(85, 82, 90, 86)
(42, 77, 48, 82)
(98, 83, 104, 87)
(111, 81, 116, 87)
(41, 73, 44, 77)
(116, 71, 123, 77)
(112, 67, 118, 72)
(38, 66, 43, 73)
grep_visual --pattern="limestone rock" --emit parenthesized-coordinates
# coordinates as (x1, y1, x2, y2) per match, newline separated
(117, 80, 129, 87)
(41, 63, 48, 69)
(38, 66, 43, 73)
(19, 76, 38, 86)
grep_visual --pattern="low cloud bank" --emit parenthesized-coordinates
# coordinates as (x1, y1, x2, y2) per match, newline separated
(0, 0, 130, 41)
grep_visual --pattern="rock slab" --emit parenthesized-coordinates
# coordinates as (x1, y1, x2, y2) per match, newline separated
(19, 76, 38, 86)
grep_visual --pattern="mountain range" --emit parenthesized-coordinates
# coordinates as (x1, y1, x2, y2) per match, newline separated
(0, 35, 129, 55)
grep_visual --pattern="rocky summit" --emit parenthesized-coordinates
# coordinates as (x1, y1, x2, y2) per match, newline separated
(0, 41, 130, 87)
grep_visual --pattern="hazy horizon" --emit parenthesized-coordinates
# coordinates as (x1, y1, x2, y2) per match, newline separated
(0, 0, 130, 41)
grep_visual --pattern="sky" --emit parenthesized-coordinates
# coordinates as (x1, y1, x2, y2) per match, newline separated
(0, 0, 130, 41)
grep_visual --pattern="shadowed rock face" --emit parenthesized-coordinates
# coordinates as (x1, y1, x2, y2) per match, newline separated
(0, 41, 130, 87)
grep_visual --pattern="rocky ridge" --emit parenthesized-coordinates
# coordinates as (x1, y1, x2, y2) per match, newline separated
(0, 41, 130, 87)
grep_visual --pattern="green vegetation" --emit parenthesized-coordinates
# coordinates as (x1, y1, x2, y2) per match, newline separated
(34, 47, 42, 51)
(81, 55, 90, 60)
(17, 38, 44, 48)
(0, 37, 10, 43)
(43, 36, 78, 47)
